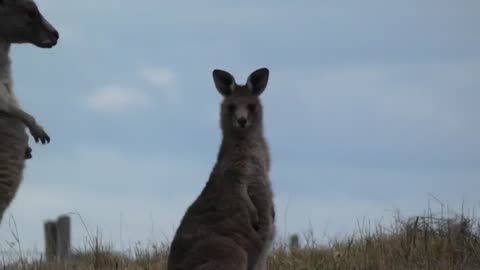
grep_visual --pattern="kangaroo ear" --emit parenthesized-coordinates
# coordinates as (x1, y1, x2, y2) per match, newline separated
(213, 69, 236, 97)
(247, 68, 269, 96)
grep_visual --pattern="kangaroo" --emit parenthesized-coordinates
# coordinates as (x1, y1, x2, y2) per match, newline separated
(0, 0, 59, 222)
(168, 68, 275, 270)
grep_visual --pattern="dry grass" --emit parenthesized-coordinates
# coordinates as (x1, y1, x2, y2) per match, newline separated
(268, 214, 480, 270)
(1, 209, 479, 270)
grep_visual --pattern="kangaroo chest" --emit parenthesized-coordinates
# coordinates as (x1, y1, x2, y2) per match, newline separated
(0, 51, 27, 151)
(0, 52, 18, 106)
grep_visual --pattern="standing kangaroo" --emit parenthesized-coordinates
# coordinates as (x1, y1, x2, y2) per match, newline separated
(0, 0, 59, 222)
(168, 68, 275, 270)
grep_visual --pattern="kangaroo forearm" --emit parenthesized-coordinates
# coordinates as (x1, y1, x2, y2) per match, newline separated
(248, 186, 273, 226)
(240, 184, 259, 226)
(0, 101, 37, 130)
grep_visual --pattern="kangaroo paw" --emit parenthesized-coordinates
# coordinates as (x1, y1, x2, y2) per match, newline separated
(30, 124, 50, 144)
(251, 209, 260, 231)
(25, 146, 32, 159)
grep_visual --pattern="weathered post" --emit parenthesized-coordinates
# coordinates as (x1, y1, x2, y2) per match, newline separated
(44, 215, 71, 262)
(289, 233, 300, 250)
(56, 215, 71, 260)
(44, 220, 57, 261)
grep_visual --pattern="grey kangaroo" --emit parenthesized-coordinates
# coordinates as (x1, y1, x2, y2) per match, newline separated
(0, 0, 59, 222)
(168, 68, 275, 270)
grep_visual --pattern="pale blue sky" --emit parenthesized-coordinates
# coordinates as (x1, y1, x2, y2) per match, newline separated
(1, 0, 479, 254)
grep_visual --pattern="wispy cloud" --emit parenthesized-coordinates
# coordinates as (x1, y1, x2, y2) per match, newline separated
(290, 62, 478, 131)
(85, 85, 150, 114)
(139, 66, 177, 103)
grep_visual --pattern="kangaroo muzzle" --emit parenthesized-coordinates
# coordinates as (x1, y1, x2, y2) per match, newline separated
(235, 107, 249, 128)
(237, 117, 247, 128)
(37, 16, 59, 48)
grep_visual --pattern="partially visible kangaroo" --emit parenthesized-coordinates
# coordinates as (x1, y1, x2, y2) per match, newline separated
(0, 0, 59, 222)
(168, 68, 275, 270)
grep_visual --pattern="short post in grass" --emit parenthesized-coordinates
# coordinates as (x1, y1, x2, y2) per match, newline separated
(44, 215, 71, 261)
(44, 220, 57, 261)
(289, 233, 300, 250)
(56, 215, 71, 260)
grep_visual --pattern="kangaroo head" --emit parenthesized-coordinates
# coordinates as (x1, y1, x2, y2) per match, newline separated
(0, 0, 59, 48)
(213, 68, 269, 135)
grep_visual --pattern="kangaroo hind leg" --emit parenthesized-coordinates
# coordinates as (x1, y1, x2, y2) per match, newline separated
(184, 236, 248, 270)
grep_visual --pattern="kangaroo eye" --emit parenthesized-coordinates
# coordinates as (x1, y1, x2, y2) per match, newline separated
(247, 104, 256, 111)
(227, 104, 236, 113)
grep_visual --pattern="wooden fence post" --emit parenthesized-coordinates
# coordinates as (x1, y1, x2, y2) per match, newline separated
(44, 220, 57, 262)
(44, 215, 71, 262)
(289, 233, 300, 250)
(56, 215, 71, 260)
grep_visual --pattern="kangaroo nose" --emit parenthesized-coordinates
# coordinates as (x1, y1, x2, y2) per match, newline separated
(238, 117, 247, 128)
(53, 30, 59, 40)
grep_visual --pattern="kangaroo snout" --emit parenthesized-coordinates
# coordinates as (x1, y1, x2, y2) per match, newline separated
(52, 29, 60, 40)
(37, 18, 59, 48)
(238, 117, 247, 128)
(39, 36, 57, 48)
